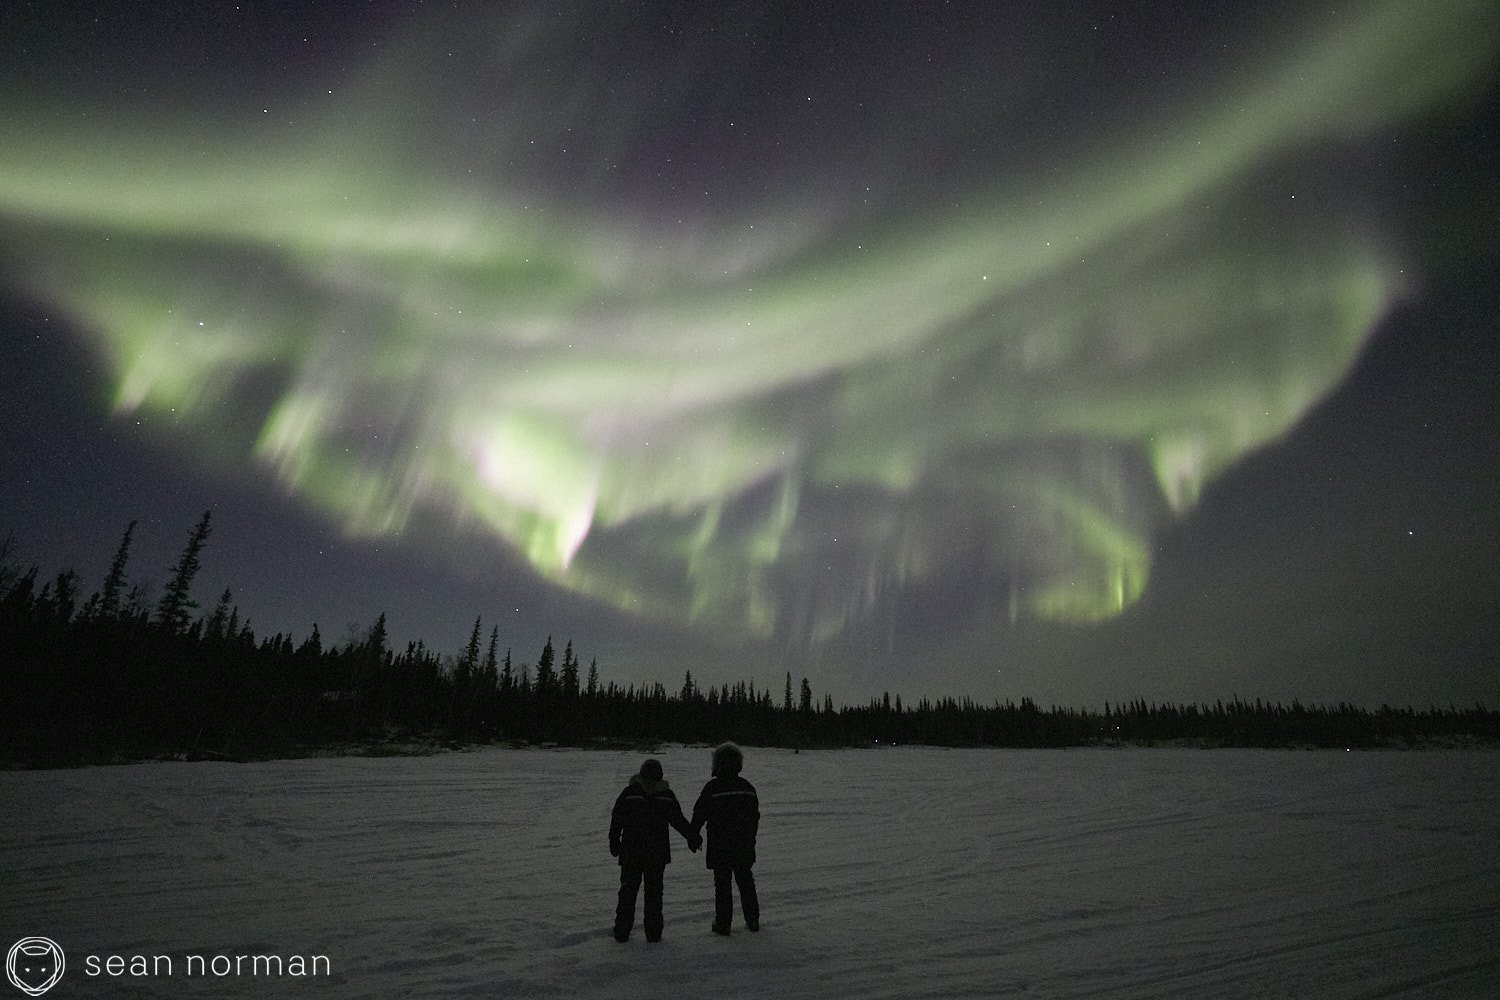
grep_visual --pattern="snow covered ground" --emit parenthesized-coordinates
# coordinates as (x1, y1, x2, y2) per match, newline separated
(3, 746, 1497, 999)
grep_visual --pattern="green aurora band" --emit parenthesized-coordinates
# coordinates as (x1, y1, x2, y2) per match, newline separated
(1, 1, 1495, 645)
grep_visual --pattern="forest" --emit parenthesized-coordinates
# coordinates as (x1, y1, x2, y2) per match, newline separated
(2, 513, 1496, 766)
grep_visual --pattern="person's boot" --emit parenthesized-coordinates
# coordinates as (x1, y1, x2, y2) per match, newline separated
(711, 922, 731, 936)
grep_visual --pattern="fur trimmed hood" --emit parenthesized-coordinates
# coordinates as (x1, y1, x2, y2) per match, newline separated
(630, 773, 671, 795)
(712, 741, 743, 777)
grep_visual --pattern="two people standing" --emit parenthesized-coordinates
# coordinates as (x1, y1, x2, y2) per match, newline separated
(608, 742, 760, 942)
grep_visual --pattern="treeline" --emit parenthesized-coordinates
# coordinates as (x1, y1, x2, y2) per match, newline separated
(1, 515, 1496, 766)
(839, 695, 1500, 749)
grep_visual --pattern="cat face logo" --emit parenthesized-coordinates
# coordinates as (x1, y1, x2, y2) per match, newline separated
(6, 938, 65, 996)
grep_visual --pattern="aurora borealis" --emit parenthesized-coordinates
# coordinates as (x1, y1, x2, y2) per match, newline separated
(2, 0, 1497, 702)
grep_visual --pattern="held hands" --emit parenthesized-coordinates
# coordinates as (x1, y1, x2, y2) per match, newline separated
(687, 831, 703, 853)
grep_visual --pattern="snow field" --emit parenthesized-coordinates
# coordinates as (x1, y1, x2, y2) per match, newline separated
(2, 746, 1497, 998)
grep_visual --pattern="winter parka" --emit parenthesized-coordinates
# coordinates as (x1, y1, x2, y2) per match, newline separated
(690, 774, 759, 870)
(609, 775, 694, 870)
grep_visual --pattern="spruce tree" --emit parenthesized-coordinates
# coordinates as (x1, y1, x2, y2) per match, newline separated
(484, 626, 499, 677)
(98, 520, 136, 620)
(535, 636, 556, 695)
(124, 581, 152, 621)
(155, 510, 212, 633)
(297, 623, 323, 659)
(561, 640, 579, 699)
(56, 570, 79, 621)
(2, 567, 37, 617)
(366, 613, 388, 660)
(205, 588, 233, 641)
(462, 616, 483, 674)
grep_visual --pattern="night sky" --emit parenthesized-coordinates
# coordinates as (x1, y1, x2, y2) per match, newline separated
(2, 0, 1496, 707)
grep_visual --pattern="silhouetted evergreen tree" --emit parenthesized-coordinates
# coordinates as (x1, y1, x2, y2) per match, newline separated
(462, 617, 482, 673)
(155, 510, 212, 634)
(561, 640, 579, 700)
(97, 520, 136, 620)
(366, 613, 388, 661)
(535, 637, 555, 697)
(39, 569, 79, 627)
(205, 588, 233, 642)
(2, 567, 37, 617)
(124, 580, 152, 621)
(298, 623, 322, 659)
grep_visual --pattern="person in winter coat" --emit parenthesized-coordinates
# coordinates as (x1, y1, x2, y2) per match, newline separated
(690, 742, 760, 935)
(609, 758, 701, 942)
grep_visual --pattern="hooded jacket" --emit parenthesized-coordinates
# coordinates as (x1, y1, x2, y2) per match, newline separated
(690, 773, 759, 870)
(609, 772, 694, 870)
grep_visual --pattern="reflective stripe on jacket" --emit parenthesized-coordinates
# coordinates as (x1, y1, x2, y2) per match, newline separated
(691, 775, 759, 869)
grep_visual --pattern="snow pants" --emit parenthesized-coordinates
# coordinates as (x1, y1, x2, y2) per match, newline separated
(713, 865, 759, 930)
(615, 865, 665, 940)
